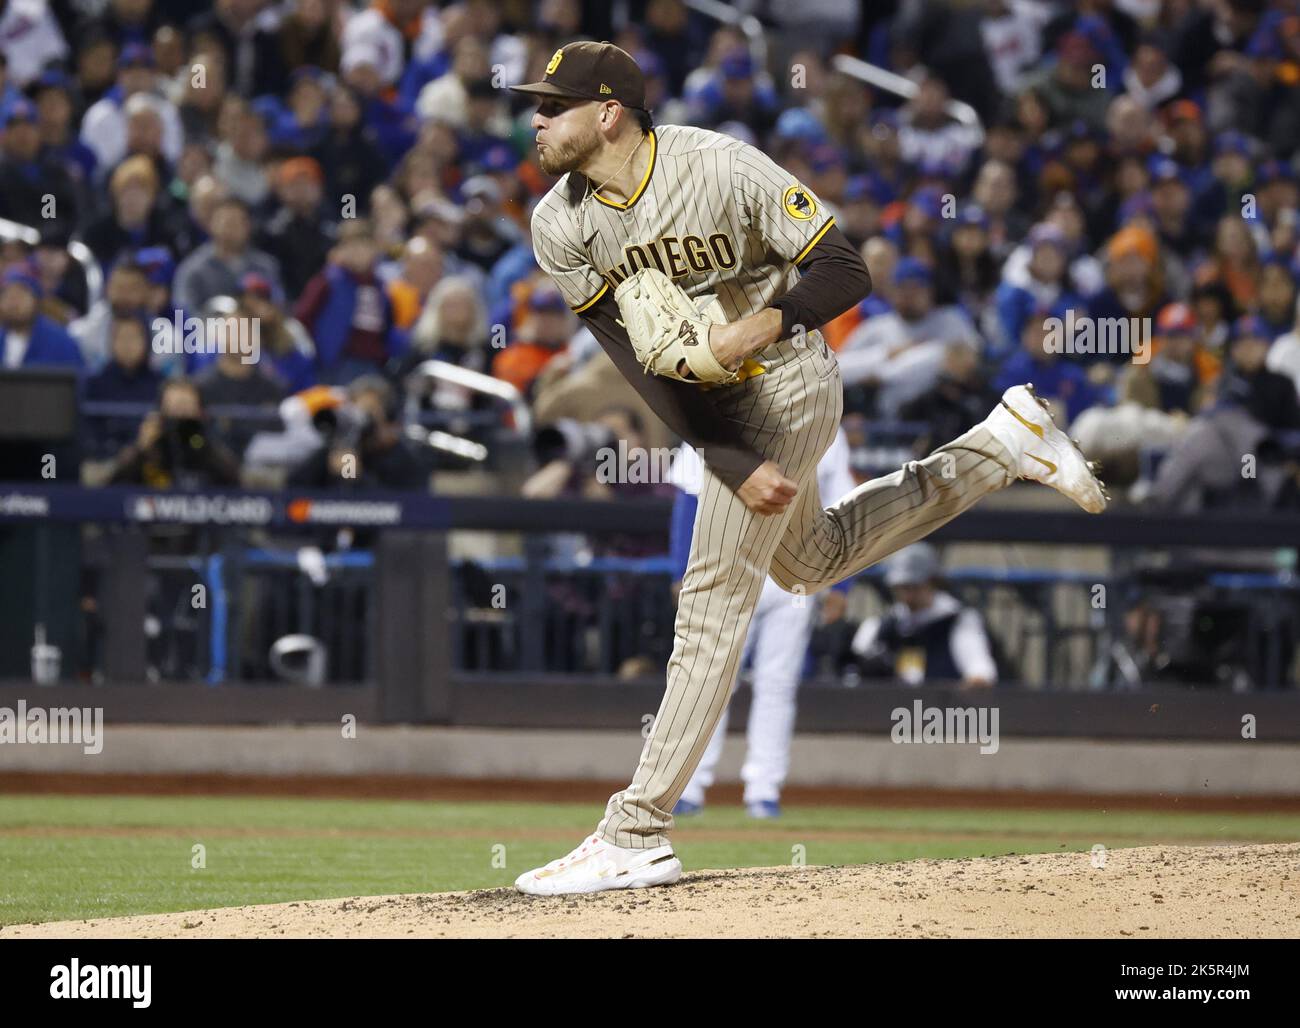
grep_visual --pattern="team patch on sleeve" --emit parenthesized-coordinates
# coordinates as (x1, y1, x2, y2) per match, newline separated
(782, 184, 819, 222)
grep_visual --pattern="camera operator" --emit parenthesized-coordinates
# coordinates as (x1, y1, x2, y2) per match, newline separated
(285, 374, 425, 491)
(107, 378, 241, 488)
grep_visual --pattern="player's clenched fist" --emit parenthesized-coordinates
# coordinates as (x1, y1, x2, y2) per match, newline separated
(738, 460, 798, 515)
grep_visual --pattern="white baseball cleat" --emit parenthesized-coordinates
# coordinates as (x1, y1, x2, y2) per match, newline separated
(983, 383, 1109, 514)
(514, 834, 683, 896)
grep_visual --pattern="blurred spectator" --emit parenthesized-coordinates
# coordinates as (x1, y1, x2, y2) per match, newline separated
(993, 223, 1087, 358)
(194, 313, 288, 455)
(992, 308, 1098, 424)
(186, 0, 284, 98)
(492, 281, 574, 398)
(294, 217, 407, 384)
(456, 175, 523, 272)
(106, 377, 241, 488)
(1088, 224, 1168, 352)
(1258, 256, 1298, 340)
(0, 268, 82, 369)
(0, 98, 80, 234)
(80, 42, 183, 176)
(687, 48, 778, 137)
(310, 83, 386, 205)
(935, 205, 999, 314)
(238, 274, 317, 394)
(0, 0, 69, 88)
(81, 156, 190, 271)
(260, 156, 336, 302)
(32, 226, 89, 319)
(70, 256, 152, 371)
(1022, 31, 1112, 133)
(897, 70, 983, 178)
(898, 343, 992, 455)
(1266, 294, 1300, 396)
(83, 314, 163, 452)
(1123, 31, 1183, 110)
(1147, 316, 1300, 511)
(838, 257, 980, 417)
(285, 373, 425, 490)
(848, 544, 998, 688)
(31, 68, 96, 185)
(213, 97, 271, 208)
(387, 236, 445, 332)
(275, 4, 342, 90)
(173, 196, 283, 313)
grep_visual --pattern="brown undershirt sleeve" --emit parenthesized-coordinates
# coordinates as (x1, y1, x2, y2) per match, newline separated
(768, 222, 873, 340)
(579, 291, 766, 493)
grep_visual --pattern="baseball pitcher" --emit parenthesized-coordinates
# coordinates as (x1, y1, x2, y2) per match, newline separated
(512, 42, 1107, 896)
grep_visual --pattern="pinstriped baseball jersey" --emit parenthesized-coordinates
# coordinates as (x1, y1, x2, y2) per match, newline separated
(530, 125, 836, 345)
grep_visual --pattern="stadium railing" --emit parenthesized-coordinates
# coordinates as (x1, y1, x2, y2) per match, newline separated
(2, 481, 1299, 742)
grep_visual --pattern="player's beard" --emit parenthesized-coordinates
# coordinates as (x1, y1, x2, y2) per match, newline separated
(537, 123, 602, 176)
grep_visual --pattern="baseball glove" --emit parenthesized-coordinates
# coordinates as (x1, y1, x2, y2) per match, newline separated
(614, 267, 738, 384)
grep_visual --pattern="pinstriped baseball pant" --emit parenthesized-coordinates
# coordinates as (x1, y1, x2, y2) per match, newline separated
(596, 339, 1018, 849)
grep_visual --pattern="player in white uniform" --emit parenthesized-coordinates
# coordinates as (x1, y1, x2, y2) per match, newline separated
(668, 431, 856, 819)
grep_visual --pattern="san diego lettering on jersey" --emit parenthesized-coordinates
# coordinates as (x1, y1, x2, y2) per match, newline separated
(600, 232, 739, 288)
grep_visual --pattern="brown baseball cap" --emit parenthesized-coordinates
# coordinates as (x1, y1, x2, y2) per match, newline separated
(510, 40, 646, 110)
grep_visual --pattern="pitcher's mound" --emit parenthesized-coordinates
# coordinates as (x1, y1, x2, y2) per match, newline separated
(6, 843, 1298, 939)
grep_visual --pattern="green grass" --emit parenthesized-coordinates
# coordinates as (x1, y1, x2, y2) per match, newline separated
(2, 794, 1299, 927)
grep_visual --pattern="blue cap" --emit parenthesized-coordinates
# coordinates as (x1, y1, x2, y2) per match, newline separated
(1118, 192, 1155, 223)
(720, 52, 754, 80)
(1028, 222, 1068, 249)
(954, 203, 990, 229)
(480, 142, 518, 173)
(34, 69, 72, 93)
(633, 50, 665, 80)
(844, 173, 892, 205)
(529, 283, 567, 312)
(1232, 314, 1269, 341)
(118, 42, 155, 70)
(290, 65, 331, 88)
(1, 267, 43, 297)
(916, 156, 953, 181)
(774, 108, 826, 143)
(1257, 160, 1296, 186)
(809, 143, 845, 173)
(893, 257, 933, 286)
(909, 187, 944, 220)
(871, 108, 900, 130)
(1147, 156, 1188, 187)
(134, 246, 175, 286)
(249, 95, 284, 125)
(1064, 118, 1099, 142)
(2, 98, 37, 127)
(1214, 131, 1252, 156)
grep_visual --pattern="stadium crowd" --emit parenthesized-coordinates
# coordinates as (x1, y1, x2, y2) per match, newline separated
(1, 0, 1299, 511)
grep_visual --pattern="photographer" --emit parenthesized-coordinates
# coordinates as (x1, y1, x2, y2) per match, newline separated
(285, 374, 425, 491)
(107, 378, 241, 488)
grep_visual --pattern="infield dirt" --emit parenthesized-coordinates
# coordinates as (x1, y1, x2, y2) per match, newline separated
(6, 842, 1297, 939)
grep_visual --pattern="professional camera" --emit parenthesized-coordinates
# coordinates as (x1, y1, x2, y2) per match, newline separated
(532, 418, 616, 467)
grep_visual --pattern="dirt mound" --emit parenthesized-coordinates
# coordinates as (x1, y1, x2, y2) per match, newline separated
(6, 843, 1297, 939)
